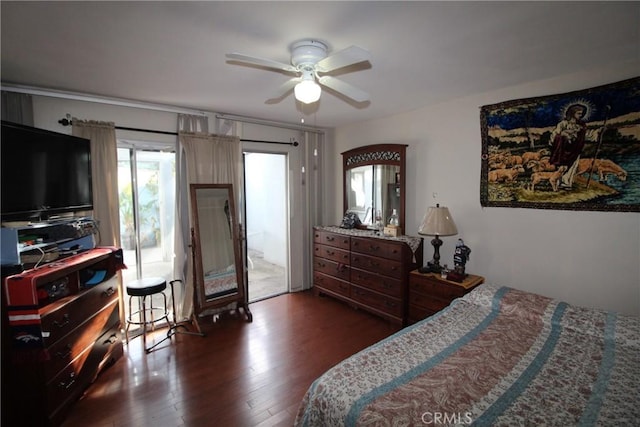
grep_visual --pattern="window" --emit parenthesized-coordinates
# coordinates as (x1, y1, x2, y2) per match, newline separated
(117, 144, 176, 326)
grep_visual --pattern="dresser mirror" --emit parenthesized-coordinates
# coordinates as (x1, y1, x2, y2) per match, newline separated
(342, 144, 407, 231)
(190, 183, 251, 320)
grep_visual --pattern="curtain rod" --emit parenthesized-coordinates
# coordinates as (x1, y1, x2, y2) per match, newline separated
(3, 83, 208, 116)
(58, 118, 299, 146)
(216, 113, 324, 134)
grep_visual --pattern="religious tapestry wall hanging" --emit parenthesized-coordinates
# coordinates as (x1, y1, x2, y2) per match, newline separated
(480, 76, 640, 212)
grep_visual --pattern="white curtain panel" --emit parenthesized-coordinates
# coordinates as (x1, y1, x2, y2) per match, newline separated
(71, 119, 120, 247)
(174, 114, 241, 320)
(177, 114, 209, 134)
(0, 91, 34, 126)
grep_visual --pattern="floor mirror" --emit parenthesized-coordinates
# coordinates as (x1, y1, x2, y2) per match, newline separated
(190, 183, 252, 322)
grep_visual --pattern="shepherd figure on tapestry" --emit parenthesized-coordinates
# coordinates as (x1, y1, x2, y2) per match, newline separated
(480, 77, 640, 212)
(548, 103, 602, 190)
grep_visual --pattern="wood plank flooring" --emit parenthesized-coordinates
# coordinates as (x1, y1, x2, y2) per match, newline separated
(61, 291, 401, 427)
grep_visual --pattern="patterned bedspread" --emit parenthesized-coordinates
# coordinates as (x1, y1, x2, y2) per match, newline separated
(295, 285, 639, 426)
(203, 265, 237, 300)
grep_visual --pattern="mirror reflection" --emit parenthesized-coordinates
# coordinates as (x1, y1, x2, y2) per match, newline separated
(346, 164, 400, 226)
(342, 144, 407, 231)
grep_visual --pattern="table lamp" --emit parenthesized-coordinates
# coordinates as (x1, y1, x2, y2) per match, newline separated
(418, 203, 457, 273)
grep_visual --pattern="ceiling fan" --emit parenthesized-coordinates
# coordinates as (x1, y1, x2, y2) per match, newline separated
(225, 39, 371, 104)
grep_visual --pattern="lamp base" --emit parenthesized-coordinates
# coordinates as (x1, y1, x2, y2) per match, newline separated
(418, 261, 442, 274)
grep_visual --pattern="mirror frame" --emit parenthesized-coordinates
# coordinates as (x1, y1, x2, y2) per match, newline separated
(189, 183, 249, 318)
(342, 144, 408, 230)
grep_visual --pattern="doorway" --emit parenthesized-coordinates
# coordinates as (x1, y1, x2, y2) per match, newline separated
(243, 152, 288, 302)
(116, 145, 177, 327)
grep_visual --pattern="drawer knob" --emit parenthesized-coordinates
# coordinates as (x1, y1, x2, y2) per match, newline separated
(53, 314, 70, 328)
(104, 334, 119, 345)
(55, 343, 72, 359)
(102, 287, 116, 297)
(58, 372, 76, 390)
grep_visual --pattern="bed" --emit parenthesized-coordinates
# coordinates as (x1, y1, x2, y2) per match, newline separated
(203, 265, 238, 300)
(295, 284, 639, 426)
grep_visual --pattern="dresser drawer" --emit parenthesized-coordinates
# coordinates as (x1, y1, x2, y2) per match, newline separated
(351, 268, 402, 298)
(45, 348, 92, 418)
(351, 237, 403, 261)
(40, 277, 119, 347)
(409, 292, 451, 313)
(408, 272, 485, 323)
(314, 244, 350, 264)
(314, 272, 350, 298)
(351, 253, 402, 279)
(351, 285, 403, 317)
(409, 304, 436, 323)
(43, 300, 119, 382)
(410, 275, 467, 301)
(313, 257, 350, 281)
(45, 322, 122, 420)
(314, 229, 350, 250)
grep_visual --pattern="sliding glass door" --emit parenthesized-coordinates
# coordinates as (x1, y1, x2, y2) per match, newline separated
(117, 144, 176, 325)
(243, 152, 289, 302)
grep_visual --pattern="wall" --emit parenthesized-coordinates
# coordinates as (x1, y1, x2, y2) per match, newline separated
(331, 62, 640, 316)
(26, 95, 313, 292)
(31, 96, 182, 143)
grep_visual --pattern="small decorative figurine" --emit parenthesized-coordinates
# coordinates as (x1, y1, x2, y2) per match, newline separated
(453, 239, 471, 275)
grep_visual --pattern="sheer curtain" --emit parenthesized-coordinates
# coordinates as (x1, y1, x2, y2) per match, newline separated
(174, 114, 242, 320)
(71, 119, 120, 247)
(1, 91, 34, 126)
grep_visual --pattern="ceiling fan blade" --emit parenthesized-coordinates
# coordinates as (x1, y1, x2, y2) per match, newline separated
(315, 45, 371, 73)
(225, 53, 298, 73)
(318, 76, 370, 103)
(270, 78, 300, 99)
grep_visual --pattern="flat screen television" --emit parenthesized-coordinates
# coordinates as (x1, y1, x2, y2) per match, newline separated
(1, 121, 93, 222)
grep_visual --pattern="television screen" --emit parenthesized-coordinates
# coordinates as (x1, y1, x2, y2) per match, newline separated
(1, 121, 93, 222)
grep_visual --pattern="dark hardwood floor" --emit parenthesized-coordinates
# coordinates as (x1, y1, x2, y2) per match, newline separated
(62, 291, 401, 427)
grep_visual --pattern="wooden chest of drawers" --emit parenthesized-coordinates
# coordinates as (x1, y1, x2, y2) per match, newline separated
(2, 247, 125, 426)
(313, 227, 422, 325)
(408, 270, 484, 324)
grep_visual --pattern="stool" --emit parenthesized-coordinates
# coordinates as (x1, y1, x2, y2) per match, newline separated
(125, 277, 175, 353)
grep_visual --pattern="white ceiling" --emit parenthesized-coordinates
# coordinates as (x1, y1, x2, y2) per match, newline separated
(1, 1, 638, 129)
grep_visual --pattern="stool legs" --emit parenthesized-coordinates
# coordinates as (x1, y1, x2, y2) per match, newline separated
(125, 291, 170, 353)
(125, 280, 204, 353)
(141, 294, 148, 350)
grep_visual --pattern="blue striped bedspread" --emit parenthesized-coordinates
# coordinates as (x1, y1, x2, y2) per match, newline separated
(295, 284, 639, 426)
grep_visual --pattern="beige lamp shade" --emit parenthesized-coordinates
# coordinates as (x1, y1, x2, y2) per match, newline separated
(418, 204, 458, 236)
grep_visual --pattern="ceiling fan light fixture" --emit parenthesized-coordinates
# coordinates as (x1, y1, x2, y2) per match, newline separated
(294, 79, 321, 104)
(226, 39, 370, 104)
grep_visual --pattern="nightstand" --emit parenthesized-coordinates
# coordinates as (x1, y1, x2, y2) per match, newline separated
(408, 270, 484, 324)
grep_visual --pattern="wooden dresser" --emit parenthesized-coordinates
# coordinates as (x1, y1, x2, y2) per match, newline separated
(2, 247, 125, 426)
(313, 226, 423, 325)
(408, 270, 484, 324)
